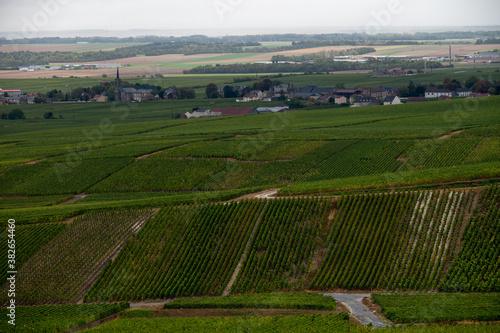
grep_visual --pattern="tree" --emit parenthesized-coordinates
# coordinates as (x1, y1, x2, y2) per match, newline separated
(3, 92, 8, 97)
(186, 89, 196, 99)
(7, 109, 25, 120)
(223, 85, 238, 98)
(471, 80, 492, 93)
(335, 82, 346, 89)
(465, 76, 479, 89)
(43, 112, 55, 119)
(205, 83, 219, 99)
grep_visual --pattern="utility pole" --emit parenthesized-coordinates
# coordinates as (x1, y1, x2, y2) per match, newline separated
(449, 45, 452, 66)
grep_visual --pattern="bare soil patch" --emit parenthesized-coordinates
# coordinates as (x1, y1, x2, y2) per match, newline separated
(437, 130, 464, 140)
(362, 295, 392, 325)
(57, 193, 87, 206)
(21, 158, 47, 165)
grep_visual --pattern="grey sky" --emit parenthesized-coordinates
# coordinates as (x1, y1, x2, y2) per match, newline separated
(0, 0, 499, 38)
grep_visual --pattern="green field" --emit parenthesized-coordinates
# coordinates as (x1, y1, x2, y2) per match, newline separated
(0, 71, 498, 331)
(372, 293, 500, 323)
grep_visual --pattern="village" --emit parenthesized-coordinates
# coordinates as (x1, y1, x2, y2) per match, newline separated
(0, 66, 493, 115)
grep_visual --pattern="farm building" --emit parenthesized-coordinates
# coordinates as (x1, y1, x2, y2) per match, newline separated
(164, 87, 179, 100)
(352, 96, 380, 107)
(384, 95, 402, 105)
(425, 87, 452, 99)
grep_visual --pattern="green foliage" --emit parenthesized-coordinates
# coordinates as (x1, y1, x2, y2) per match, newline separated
(0, 209, 153, 304)
(232, 198, 330, 293)
(0, 157, 134, 195)
(372, 293, 500, 323)
(0, 302, 129, 333)
(439, 186, 500, 292)
(85, 314, 357, 333)
(0, 223, 65, 283)
(85, 201, 265, 302)
(120, 309, 154, 318)
(164, 292, 336, 310)
(311, 189, 474, 291)
(88, 157, 228, 193)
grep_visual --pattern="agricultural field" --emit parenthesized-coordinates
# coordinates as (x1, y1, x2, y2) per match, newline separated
(0, 303, 129, 333)
(163, 292, 337, 310)
(372, 293, 500, 323)
(0, 209, 153, 305)
(0, 71, 498, 332)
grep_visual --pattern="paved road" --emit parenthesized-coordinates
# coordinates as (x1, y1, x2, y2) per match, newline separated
(324, 293, 388, 328)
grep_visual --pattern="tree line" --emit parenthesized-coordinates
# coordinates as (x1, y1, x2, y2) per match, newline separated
(185, 59, 446, 74)
(1, 31, 499, 44)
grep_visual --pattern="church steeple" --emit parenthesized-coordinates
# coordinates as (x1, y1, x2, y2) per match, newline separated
(114, 67, 122, 101)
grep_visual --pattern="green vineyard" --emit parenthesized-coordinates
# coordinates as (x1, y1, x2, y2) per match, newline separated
(311, 189, 476, 291)
(85, 201, 266, 301)
(0, 303, 129, 333)
(0, 209, 153, 305)
(439, 186, 500, 292)
(232, 198, 330, 293)
(372, 293, 500, 323)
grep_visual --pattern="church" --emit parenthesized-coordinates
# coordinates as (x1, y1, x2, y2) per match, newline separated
(114, 68, 153, 102)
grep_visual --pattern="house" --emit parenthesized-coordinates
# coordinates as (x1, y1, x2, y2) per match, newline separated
(212, 107, 256, 116)
(163, 87, 179, 100)
(334, 95, 347, 105)
(334, 89, 362, 100)
(468, 93, 490, 98)
(455, 87, 472, 97)
(292, 85, 334, 99)
(383, 95, 402, 105)
(121, 88, 153, 102)
(184, 109, 213, 119)
(94, 94, 109, 102)
(407, 97, 426, 103)
(318, 94, 332, 103)
(425, 87, 452, 99)
(438, 95, 452, 101)
(0, 89, 22, 97)
(243, 90, 264, 102)
(362, 87, 387, 99)
(352, 96, 380, 107)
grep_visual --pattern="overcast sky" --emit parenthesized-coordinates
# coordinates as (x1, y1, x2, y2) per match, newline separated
(1, 0, 499, 38)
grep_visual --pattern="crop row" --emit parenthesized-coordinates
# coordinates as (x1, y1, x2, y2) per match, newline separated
(0, 302, 129, 333)
(439, 185, 500, 292)
(164, 292, 337, 310)
(373, 293, 500, 323)
(232, 197, 331, 293)
(0, 223, 65, 284)
(88, 157, 228, 193)
(0, 157, 133, 196)
(85, 316, 500, 332)
(400, 138, 481, 171)
(311, 189, 474, 291)
(85, 200, 265, 302)
(302, 140, 411, 181)
(0, 209, 153, 305)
